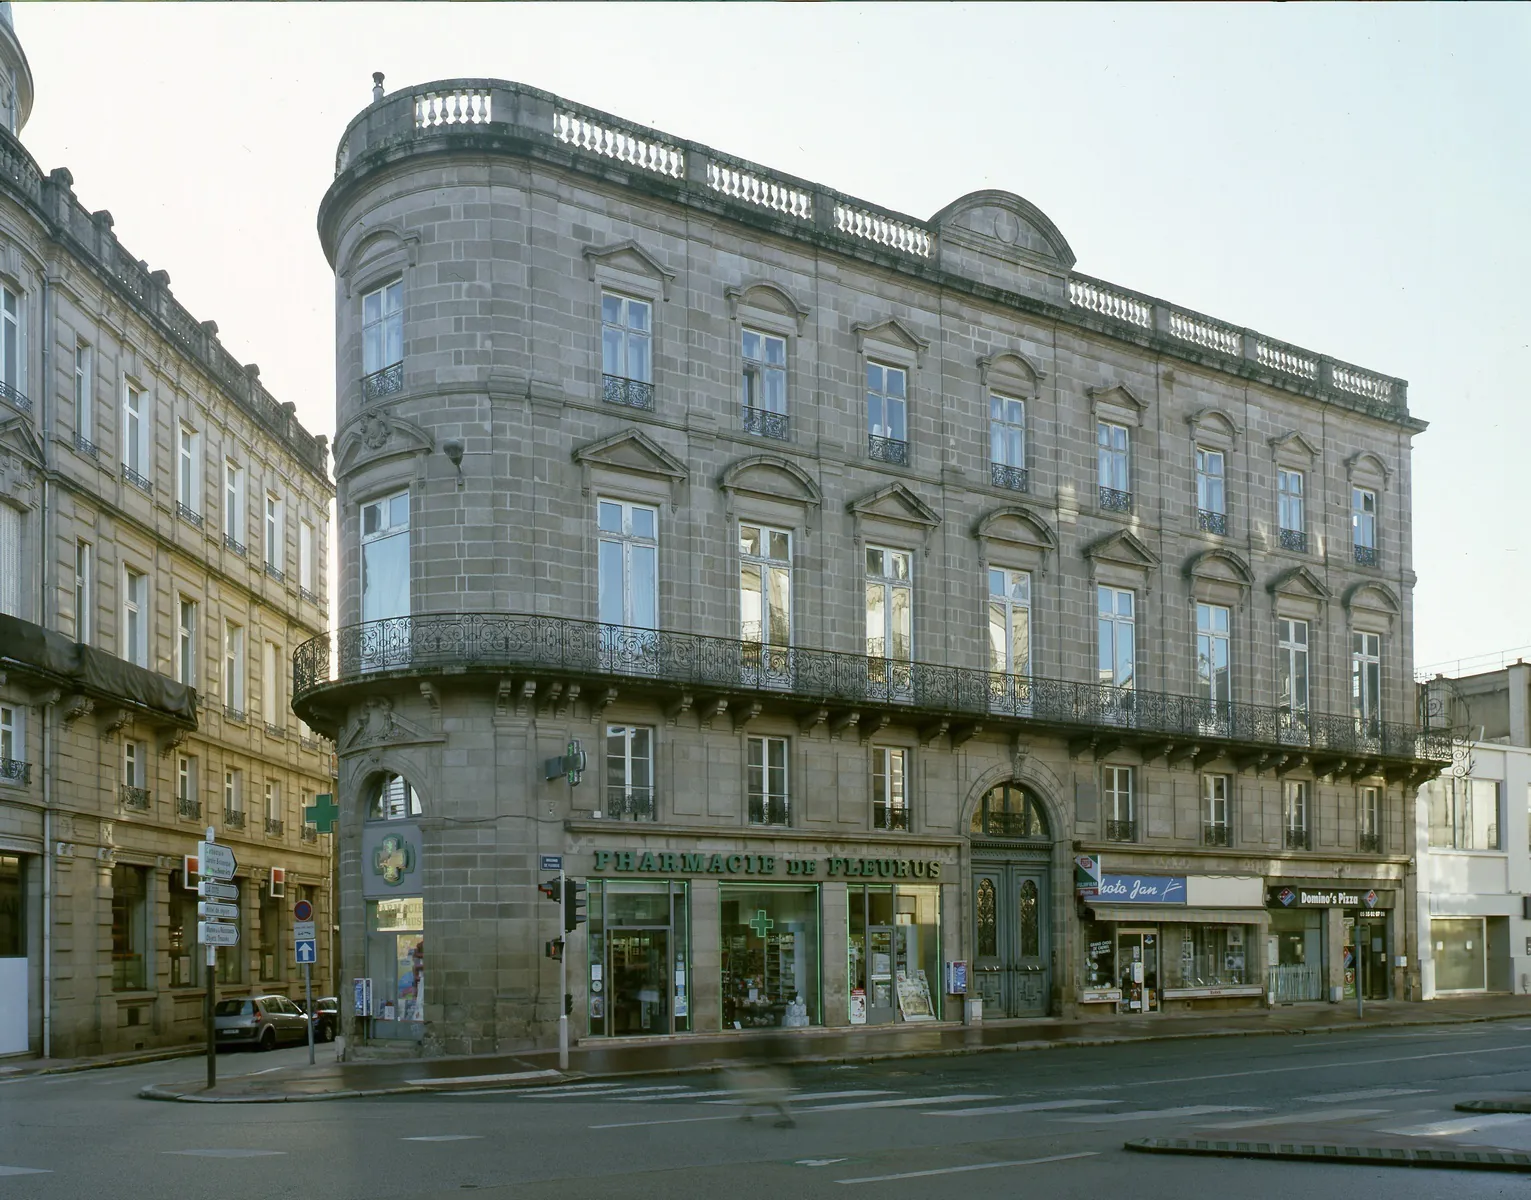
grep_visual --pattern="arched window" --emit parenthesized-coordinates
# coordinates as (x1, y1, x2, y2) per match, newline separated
(970, 782, 1049, 839)
(368, 772, 422, 821)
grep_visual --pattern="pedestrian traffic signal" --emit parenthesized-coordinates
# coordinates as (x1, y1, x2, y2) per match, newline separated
(537, 879, 559, 901)
(563, 877, 587, 932)
(545, 938, 564, 961)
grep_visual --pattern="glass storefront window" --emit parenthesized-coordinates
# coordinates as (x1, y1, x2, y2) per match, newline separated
(366, 897, 424, 1028)
(1268, 908, 1324, 1001)
(1171, 925, 1252, 988)
(168, 871, 197, 987)
(846, 883, 941, 1024)
(587, 880, 690, 1037)
(721, 884, 820, 1029)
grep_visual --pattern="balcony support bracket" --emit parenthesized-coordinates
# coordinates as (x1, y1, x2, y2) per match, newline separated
(828, 710, 860, 740)
(950, 721, 983, 749)
(797, 708, 828, 735)
(858, 713, 891, 745)
(556, 683, 580, 719)
(732, 701, 762, 733)
(699, 697, 729, 729)
(664, 690, 693, 725)
(918, 719, 949, 746)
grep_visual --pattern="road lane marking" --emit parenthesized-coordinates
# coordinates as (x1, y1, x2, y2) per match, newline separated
(706, 1090, 898, 1105)
(1204, 1107, 1388, 1129)
(1296, 1088, 1433, 1102)
(165, 1150, 287, 1158)
(926, 1099, 1117, 1116)
(835, 1151, 1098, 1184)
(800, 1093, 1001, 1113)
(403, 1135, 483, 1142)
(1077, 1045, 1531, 1090)
(1062, 1105, 1260, 1124)
(1382, 1113, 1531, 1137)
(0, 1166, 51, 1176)
(797, 1159, 849, 1167)
(592, 1114, 741, 1130)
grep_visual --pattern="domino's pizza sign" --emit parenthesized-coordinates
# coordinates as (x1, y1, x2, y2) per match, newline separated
(1277, 887, 1297, 907)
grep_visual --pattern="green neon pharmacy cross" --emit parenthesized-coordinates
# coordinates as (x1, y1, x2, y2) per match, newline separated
(748, 909, 774, 938)
(304, 793, 339, 834)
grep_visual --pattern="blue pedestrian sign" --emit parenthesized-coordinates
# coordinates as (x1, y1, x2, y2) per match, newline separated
(295, 940, 317, 964)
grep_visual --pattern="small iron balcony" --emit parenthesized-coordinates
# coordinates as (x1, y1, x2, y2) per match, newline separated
(1106, 819, 1137, 842)
(177, 795, 202, 820)
(749, 794, 791, 827)
(868, 434, 908, 466)
(1202, 822, 1231, 847)
(1197, 509, 1227, 535)
(119, 785, 151, 811)
(1354, 544, 1378, 567)
(266, 562, 286, 583)
(362, 361, 404, 401)
(73, 433, 100, 459)
(742, 406, 790, 440)
(300, 587, 321, 606)
(121, 464, 153, 494)
(223, 807, 246, 830)
(224, 705, 246, 723)
(1284, 826, 1312, 850)
(602, 374, 654, 411)
(265, 817, 284, 836)
(1279, 528, 1308, 553)
(1098, 486, 1133, 513)
(1358, 830, 1381, 852)
(224, 533, 247, 557)
(989, 461, 1029, 492)
(300, 824, 318, 844)
(604, 787, 656, 821)
(176, 503, 204, 529)
(0, 758, 31, 785)
(0, 379, 30, 413)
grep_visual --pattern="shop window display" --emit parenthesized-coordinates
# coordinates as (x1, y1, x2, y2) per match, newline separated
(1268, 907, 1324, 1001)
(587, 880, 690, 1037)
(721, 885, 820, 1028)
(847, 884, 940, 1024)
(367, 896, 424, 1025)
(1172, 925, 1251, 988)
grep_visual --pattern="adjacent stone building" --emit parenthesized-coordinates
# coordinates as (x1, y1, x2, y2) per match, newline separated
(299, 77, 1450, 1056)
(0, 10, 335, 1057)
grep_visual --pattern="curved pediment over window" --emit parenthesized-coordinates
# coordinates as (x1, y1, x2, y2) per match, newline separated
(337, 221, 420, 293)
(976, 505, 1056, 551)
(1345, 450, 1392, 486)
(979, 350, 1046, 394)
(1186, 406, 1241, 446)
(719, 453, 822, 510)
(930, 190, 1076, 270)
(725, 278, 810, 333)
(334, 410, 435, 479)
(1184, 547, 1254, 588)
(1343, 579, 1401, 617)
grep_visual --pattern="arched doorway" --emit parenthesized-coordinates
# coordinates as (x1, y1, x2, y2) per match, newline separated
(970, 782, 1052, 1017)
(361, 772, 425, 1040)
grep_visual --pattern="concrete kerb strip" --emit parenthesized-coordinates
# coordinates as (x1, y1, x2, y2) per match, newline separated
(1126, 1135, 1531, 1173)
(1457, 1099, 1531, 1115)
(131, 1009, 1531, 1104)
(2, 1046, 203, 1078)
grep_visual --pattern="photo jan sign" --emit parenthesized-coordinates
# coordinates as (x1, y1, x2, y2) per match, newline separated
(1096, 875, 1186, 904)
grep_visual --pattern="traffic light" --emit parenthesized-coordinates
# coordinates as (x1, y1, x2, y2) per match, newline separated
(544, 938, 564, 961)
(563, 877, 587, 933)
(537, 879, 560, 901)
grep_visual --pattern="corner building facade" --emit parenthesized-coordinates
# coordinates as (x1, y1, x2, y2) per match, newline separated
(302, 79, 1450, 1054)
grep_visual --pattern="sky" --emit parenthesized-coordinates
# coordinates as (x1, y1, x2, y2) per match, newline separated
(11, 3, 1528, 675)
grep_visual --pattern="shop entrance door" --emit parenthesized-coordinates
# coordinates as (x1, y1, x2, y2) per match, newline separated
(972, 864, 1050, 1017)
(866, 926, 896, 1023)
(605, 928, 670, 1036)
(1355, 919, 1388, 1000)
(1117, 928, 1159, 1013)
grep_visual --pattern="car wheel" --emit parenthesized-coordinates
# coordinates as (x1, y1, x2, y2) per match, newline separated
(258, 1026, 277, 1052)
(319, 1020, 335, 1044)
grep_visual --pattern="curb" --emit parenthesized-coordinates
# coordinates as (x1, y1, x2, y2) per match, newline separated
(1126, 1135, 1531, 1172)
(1457, 1099, 1531, 1115)
(133, 1009, 1531, 1103)
(3, 1046, 203, 1078)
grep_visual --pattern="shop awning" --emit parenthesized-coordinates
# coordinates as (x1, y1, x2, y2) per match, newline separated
(1088, 905, 1268, 925)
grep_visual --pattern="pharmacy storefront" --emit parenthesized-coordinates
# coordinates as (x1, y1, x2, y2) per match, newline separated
(574, 836, 959, 1037)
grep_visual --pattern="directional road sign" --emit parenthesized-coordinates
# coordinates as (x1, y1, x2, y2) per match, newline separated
(540, 855, 563, 872)
(198, 901, 239, 921)
(198, 880, 238, 901)
(295, 940, 317, 965)
(199, 842, 237, 880)
(293, 920, 316, 941)
(198, 920, 239, 947)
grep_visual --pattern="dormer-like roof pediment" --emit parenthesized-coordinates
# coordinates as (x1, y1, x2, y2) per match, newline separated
(582, 239, 676, 300)
(848, 481, 941, 529)
(1267, 564, 1331, 602)
(1084, 529, 1160, 569)
(573, 428, 689, 482)
(853, 317, 930, 366)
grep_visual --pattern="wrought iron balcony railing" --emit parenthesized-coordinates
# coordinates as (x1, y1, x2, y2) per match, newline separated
(362, 361, 404, 400)
(265, 817, 284, 836)
(1202, 822, 1231, 847)
(119, 785, 151, 811)
(868, 433, 908, 466)
(742, 405, 790, 440)
(301, 824, 319, 844)
(177, 795, 201, 820)
(292, 613, 1455, 769)
(1358, 830, 1381, 852)
(1098, 485, 1133, 513)
(300, 586, 321, 606)
(0, 379, 30, 413)
(1354, 543, 1378, 567)
(602, 373, 654, 411)
(73, 432, 100, 459)
(749, 793, 791, 827)
(604, 786, 656, 821)
(265, 722, 286, 739)
(0, 757, 31, 785)
(266, 562, 286, 583)
(224, 533, 247, 557)
(989, 461, 1028, 492)
(1279, 528, 1308, 553)
(1197, 509, 1227, 535)
(224, 705, 246, 723)
(1284, 826, 1312, 850)
(121, 464, 153, 494)
(224, 806, 246, 830)
(176, 502, 205, 529)
(1105, 819, 1137, 842)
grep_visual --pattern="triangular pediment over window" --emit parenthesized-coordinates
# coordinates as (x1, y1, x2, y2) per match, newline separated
(1084, 528, 1160, 570)
(1087, 383, 1148, 414)
(582, 240, 675, 301)
(573, 429, 689, 483)
(1266, 565, 1331, 602)
(0, 412, 45, 503)
(853, 317, 930, 365)
(1269, 430, 1319, 461)
(848, 481, 941, 529)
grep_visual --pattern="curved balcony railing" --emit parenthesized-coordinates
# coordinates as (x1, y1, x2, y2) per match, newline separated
(293, 613, 1454, 767)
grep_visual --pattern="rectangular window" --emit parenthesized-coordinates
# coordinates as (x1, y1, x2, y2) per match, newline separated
(110, 864, 148, 991)
(597, 499, 658, 629)
(264, 494, 282, 570)
(1283, 781, 1310, 849)
(872, 746, 908, 831)
(1351, 631, 1382, 731)
(747, 734, 789, 826)
(0, 504, 17, 618)
(0, 855, 19, 957)
(601, 292, 652, 383)
(0, 704, 21, 773)
(74, 341, 93, 441)
(1097, 586, 1135, 689)
(604, 724, 654, 820)
(169, 869, 195, 986)
(224, 460, 243, 542)
(224, 768, 244, 817)
(265, 779, 282, 826)
(1468, 779, 1500, 850)
(0, 286, 20, 398)
(176, 597, 196, 687)
(989, 393, 1026, 474)
(73, 538, 91, 642)
(865, 546, 913, 663)
(122, 739, 142, 788)
(866, 362, 907, 459)
(122, 381, 144, 475)
(1277, 618, 1309, 713)
(260, 888, 282, 980)
(362, 279, 404, 374)
(262, 640, 281, 727)
(1352, 487, 1377, 550)
(122, 567, 146, 667)
(1278, 469, 1304, 533)
(1359, 785, 1381, 851)
(987, 568, 1032, 677)
(741, 328, 787, 429)
(1203, 774, 1230, 846)
(1195, 447, 1225, 516)
(299, 520, 315, 593)
(1097, 421, 1130, 499)
(739, 523, 791, 649)
(1104, 766, 1134, 840)
(177, 754, 198, 819)
(177, 425, 199, 513)
(223, 620, 245, 715)
(1195, 602, 1231, 708)
(361, 490, 410, 624)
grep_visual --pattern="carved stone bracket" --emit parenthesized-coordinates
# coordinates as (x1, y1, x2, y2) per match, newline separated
(918, 719, 949, 746)
(556, 683, 580, 719)
(950, 722, 983, 749)
(665, 691, 693, 726)
(61, 694, 94, 725)
(732, 702, 762, 733)
(699, 697, 729, 729)
(828, 710, 860, 740)
(798, 708, 828, 735)
(591, 687, 619, 721)
(495, 679, 516, 719)
(99, 707, 131, 738)
(516, 681, 537, 718)
(158, 728, 188, 758)
(419, 682, 441, 714)
(858, 713, 891, 745)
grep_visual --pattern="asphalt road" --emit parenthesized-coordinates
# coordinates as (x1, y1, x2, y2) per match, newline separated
(8, 1022, 1531, 1198)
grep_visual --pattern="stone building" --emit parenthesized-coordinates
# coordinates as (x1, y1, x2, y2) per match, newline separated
(299, 77, 1450, 1056)
(0, 9, 335, 1057)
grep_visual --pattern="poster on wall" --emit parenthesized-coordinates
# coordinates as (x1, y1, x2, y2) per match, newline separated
(849, 988, 867, 1025)
(896, 972, 936, 1022)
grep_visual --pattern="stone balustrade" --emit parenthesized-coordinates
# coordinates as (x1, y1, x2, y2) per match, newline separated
(553, 109, 684, 179)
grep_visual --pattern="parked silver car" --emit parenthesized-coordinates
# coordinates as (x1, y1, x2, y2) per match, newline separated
(214, 995, 312, 1051)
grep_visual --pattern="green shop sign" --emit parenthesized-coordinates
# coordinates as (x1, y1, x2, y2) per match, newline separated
(592, 850, 943, 879)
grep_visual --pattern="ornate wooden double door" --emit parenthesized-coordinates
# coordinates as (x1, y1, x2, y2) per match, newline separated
(972, 862, 1051, 1017)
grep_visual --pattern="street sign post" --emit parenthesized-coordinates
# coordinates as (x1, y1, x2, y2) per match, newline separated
(198, 829, 230, 1091)
(294, 905, 318, 1063)
(197, 901, 238, 921)
(199, 841, 236, 880)
(197, 921, 239, 947)
(198, 880, 238, 901)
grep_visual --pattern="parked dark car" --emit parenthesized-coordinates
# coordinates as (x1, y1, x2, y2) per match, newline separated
(296, 995, 339, 1042)
(213, 995, 311, 1051)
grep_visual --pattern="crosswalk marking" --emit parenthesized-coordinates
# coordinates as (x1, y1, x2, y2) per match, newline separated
(706, 1090, 898, 1105)
(800, 1093, 1001, 1113)
(0, 1166, 51, 1177)
(592, 1113, 742, 1130)
(1061, 1105, 1260, 1124)
(1382, 1113, 1531, 1137)
(1295, 1087, 1432, 1103)
(835, 1151, 1098, 1184)
(403, 1135, 483, 1142)
(926, 1099, 1116, 1117)
(1203, 1107, 1388, 1129)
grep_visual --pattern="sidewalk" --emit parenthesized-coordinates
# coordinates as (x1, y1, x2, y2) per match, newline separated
(1, 1045, 201, 1079)
(138, 994, 1531, 1103)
